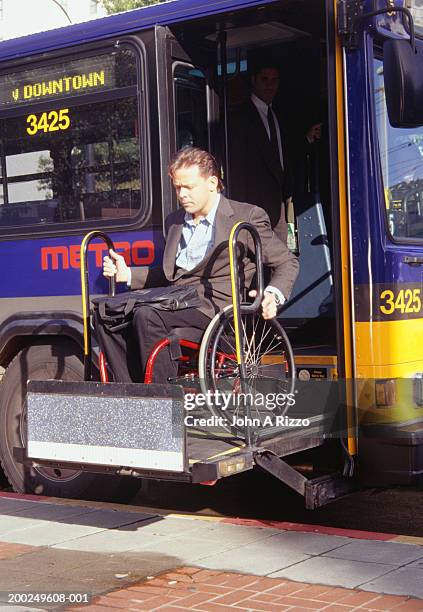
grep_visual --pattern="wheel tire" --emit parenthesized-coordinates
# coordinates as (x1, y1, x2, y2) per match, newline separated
(199, 305, 295, 439)
(0, 342, 140, 501)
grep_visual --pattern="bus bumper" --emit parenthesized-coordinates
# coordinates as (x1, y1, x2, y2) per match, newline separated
(358, 422, 423, 486)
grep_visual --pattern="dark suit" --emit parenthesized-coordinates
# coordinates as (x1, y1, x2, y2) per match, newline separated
(132, 196, 299, 319)
(229, 100, 293, 231)
(98, 197, 299, 383)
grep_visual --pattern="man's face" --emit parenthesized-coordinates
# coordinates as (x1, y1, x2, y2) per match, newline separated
(172, 164, 218, 218)
(251, 67, 280, 105)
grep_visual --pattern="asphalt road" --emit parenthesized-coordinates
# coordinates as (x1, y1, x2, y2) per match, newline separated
(1, 467, 420, 537)
(132, 470, 423, 537)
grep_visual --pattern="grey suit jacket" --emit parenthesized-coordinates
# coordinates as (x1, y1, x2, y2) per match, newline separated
(131, 196, 299, 319)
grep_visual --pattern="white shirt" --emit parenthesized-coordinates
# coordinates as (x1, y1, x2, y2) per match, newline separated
(251, 93, 284, 170)
(175, 194, 219, 271)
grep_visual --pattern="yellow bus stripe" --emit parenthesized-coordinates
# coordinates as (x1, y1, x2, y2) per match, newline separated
(335, 1, 356, 454)
(356, 319, 423, 371)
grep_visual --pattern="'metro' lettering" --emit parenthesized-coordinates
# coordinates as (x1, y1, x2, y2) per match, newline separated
(41, 241, 155, 271)
(41, 246, 69, 270)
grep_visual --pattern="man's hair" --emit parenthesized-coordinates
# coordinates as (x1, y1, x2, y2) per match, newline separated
(250, 61, 280, 79)
(168, 147, 224, 192)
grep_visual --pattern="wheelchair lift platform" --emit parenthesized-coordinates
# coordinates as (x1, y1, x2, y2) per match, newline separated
(25, 379, 352, 509)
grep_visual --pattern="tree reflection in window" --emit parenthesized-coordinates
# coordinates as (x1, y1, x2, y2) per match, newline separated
(374, 57, 423, 240)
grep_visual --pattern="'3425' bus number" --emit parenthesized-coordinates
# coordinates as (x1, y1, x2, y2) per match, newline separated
(380, 288, 422, 315)
(26, 108, 70, 135)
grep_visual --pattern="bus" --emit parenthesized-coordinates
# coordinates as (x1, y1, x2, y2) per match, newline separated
(0, 0, 421, 505)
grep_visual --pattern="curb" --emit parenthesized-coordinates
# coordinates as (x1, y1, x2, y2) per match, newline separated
(2, 491, 422, 546)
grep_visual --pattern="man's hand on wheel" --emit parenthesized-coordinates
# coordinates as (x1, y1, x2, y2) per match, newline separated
(249, 290, 277, 320)
(103, 249, 130, 283)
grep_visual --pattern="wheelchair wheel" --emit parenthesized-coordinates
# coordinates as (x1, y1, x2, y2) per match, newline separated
(198, 305, 295, 439)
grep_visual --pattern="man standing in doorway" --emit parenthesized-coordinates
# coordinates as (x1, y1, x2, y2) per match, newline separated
(229, 61, 293, 243)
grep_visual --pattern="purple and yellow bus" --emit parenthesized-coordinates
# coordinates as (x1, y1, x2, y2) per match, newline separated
(0, 0, 421, 504)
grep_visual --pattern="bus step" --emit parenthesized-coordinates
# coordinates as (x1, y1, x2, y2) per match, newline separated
(254, 450, 355, 509)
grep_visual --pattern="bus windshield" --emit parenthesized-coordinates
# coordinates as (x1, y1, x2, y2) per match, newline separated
(373, 56, 423, 242)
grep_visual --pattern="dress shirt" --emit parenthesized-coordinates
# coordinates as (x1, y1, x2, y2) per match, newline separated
(251, 93, 284, 170)
(176, 194, 220, 271)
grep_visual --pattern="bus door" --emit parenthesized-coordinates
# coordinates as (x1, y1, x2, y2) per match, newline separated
(155, 25, 218, 221)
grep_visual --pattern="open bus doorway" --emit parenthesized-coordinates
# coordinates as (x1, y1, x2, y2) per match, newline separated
(168, 0, 337, 379)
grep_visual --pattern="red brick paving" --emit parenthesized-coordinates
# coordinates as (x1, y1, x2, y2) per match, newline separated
(0, 542, 37, 559)
(68, 567, 423, 611)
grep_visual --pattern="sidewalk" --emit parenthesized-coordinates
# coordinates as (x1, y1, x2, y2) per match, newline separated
(0, 492, 420, 610)
(75, 567, 423, 611)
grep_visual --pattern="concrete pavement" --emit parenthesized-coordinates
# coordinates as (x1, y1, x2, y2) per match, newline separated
(0, 492, 421, 610)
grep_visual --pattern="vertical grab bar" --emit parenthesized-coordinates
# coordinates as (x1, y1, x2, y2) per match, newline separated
(80, 231, 116, 381)
(228, 222, 264, 446)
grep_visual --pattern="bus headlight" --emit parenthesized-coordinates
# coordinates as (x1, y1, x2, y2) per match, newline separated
(375, 379, 396, 407)
(413, 373, 423, 407)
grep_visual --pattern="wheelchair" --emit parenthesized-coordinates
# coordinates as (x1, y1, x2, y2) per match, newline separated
(81, 223, 296, 442)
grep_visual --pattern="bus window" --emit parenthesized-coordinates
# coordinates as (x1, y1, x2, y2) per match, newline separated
(0, 47, 142, 229)
(374, 56, 423, 241)
(173, 63, 208, 151)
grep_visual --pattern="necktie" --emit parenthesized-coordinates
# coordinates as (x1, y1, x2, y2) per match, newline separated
(267, 105, 282, 169)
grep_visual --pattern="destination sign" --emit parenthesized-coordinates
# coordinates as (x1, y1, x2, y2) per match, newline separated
(15, 71, 106, 103)
(0, 52, 130, 108)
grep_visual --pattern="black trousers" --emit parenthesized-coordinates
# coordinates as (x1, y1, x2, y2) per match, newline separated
(95, 305, 210, 383)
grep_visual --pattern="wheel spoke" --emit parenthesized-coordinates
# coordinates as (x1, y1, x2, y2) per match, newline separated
(243, 321, 255, 365)
(241, 314, 253, 365)
(250, 323, 273, 364)
(244, 313, 260, 366)
(257, 337, 284, 361)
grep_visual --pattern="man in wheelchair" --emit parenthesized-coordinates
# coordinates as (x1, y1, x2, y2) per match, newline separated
(101, 147, 299, 384)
